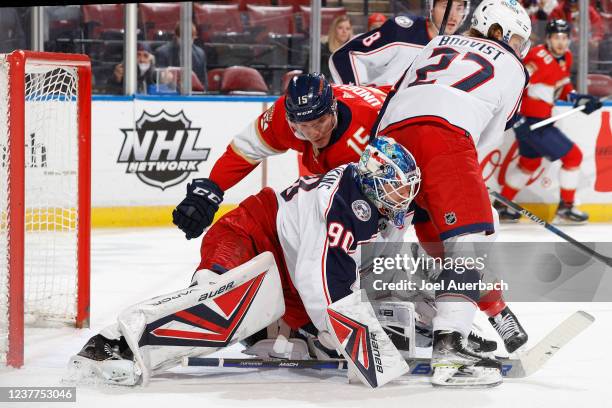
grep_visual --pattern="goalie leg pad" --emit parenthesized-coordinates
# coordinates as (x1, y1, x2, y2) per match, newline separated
(118, 252, 285, 385)
(325, 290, 409, 388)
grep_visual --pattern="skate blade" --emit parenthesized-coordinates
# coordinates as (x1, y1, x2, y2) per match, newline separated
(65, 355, 141, 386)
(551, 216, 588, 226)
(431, 365, 502, 388)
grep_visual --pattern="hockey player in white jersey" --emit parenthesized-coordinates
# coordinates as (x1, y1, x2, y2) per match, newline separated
(329, 0, 470, 87)
(372, 0, 532, 385)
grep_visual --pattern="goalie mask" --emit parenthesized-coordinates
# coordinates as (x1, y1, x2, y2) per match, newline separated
(357, 137, 421, 228)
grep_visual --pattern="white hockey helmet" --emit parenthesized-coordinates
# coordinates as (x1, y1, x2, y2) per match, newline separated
(471, 0, 532, 58)
(428, 0, 471, 26)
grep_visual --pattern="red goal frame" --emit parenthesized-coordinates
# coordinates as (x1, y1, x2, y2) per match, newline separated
(4, 50, 91, 368)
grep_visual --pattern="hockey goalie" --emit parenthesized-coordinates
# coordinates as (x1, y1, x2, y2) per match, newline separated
(68, 137, 504, 388)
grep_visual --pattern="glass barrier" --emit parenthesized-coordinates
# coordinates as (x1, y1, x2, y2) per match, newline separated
(0, 7, 30, 53)
(3, 2, 609, 95)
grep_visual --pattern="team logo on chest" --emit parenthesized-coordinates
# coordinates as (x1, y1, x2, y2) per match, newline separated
(444, 212, 457, 225)
(352, 200, 372, 222)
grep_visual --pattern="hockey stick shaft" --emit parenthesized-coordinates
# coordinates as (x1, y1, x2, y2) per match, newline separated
(182, 356, 348, 370)
(530, 96, 609, 131)
(489, 189, 612, 267)
(438, 0, 453, 35)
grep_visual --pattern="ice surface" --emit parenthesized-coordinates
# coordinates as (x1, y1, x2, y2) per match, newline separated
(0, 224, 610, 408)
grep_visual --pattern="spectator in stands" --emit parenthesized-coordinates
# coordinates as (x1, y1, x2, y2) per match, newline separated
(0, 7, 26, 53)
(367, 13, 387, 31)
(106, 43, 157, 94)
(522, 0, 558, 21)
(549, 0, 605, 41)
(155, 22, 208, 90)
(305, 15, 353, 79)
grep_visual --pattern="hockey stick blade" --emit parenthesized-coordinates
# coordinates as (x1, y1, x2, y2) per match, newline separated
(504, 310, 595, 378)
(184, 312, 594, 379)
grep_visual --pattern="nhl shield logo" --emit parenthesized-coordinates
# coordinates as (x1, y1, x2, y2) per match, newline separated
(352, 200, 372, 222)
(118, 110, 211, 190)
(444, 212, 457, 225)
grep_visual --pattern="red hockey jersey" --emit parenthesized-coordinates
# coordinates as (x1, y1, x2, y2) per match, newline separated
(520, 44, 574, 119)
(209, 84, 388, 191)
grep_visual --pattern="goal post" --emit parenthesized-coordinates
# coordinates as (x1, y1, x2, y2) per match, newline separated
(0, 50, 91, 368)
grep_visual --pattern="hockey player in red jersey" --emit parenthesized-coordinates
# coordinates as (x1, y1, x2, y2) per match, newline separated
(330, 0, 470, 87)
(374, 0, 533, 374)
(172, 74, 388, 239)
(495, 19, 603, 224)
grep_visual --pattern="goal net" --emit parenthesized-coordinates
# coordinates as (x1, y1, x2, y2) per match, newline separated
(0, 51, 91, 367)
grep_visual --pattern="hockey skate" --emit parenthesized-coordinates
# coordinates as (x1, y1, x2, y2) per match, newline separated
(489, 306, 528, 353)
(66, 334, 141, 386)
(493, 200, 521, 223)
(431, 330, 502, 387)
(467, 331, 497, 353)
(552, 201, 589, 225)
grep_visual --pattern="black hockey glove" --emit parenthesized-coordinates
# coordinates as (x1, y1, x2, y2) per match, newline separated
(571, 93, 603, 115)
(172, 178, 224, 240)
(512, 115, 531, 141)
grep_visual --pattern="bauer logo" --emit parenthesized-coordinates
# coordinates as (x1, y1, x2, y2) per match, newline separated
(118, 110, 210, 190)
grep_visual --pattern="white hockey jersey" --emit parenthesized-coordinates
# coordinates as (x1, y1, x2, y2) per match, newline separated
(275, 164, 408, 331)
(376, 35, 528, 152)
(329, 15, 431, 87)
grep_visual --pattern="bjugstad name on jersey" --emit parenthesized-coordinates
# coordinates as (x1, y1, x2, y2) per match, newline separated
(438, 36, 505, 61)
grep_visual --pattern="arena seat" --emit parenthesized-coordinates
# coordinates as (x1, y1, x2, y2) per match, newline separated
(82, 4, 125, 39)
(281, 69, 303, 92)
(207, 68, 226, 92)
(238, 0, 273, 11)
(587, 74, 612, 97)
(139, 3, 181, 41)
(194, 4, 243, 42)
(277, 0, 311, 12)
(247, 5, 296, 36)
(221, 66, 269, 94)
(299, 6, 346, 34)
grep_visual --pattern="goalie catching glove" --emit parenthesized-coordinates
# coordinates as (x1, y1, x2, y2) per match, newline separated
(172, 178, 224, 239)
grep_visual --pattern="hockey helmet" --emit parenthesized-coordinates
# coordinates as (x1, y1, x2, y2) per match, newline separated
(357, 137, 421, 228)
(471, 0, 532, 58)
(285, 73, 337, 123)
(545, 19, 571, 36)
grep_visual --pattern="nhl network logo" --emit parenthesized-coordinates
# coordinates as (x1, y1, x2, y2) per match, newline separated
(118, 110, 210, 190)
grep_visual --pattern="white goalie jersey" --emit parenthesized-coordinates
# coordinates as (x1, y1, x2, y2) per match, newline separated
(376, 35, 528, 152)
(275, 164, 407, 331)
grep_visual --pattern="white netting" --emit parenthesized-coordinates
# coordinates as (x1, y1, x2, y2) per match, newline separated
(0, 54, 81, 364)
(23, 63, 79, 324)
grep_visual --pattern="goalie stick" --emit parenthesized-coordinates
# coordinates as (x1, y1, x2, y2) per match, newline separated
(490, 189, 612, 268)
(184, 311, 594, 379)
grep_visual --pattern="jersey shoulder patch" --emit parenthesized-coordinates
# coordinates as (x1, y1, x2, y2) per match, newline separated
(394, 15, 414, 28)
